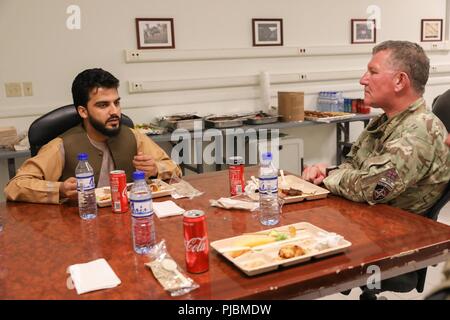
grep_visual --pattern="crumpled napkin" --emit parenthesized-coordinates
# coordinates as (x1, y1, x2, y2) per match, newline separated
(169, 179, 204, 199)
(314, 232, 344, 250)
(210, 197, 259, 211)
(152, 200, 185, 218)
(67, 258, 121, 295)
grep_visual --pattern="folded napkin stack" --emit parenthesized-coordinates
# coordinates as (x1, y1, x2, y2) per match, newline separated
(152, 200, 185, 218)
(68, 258, 121, 295)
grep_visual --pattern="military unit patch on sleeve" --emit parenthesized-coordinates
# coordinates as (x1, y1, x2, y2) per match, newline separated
(373, 168, 399, 201)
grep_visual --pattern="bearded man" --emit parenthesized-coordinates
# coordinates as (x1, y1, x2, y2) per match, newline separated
(4, 68, 181, 204)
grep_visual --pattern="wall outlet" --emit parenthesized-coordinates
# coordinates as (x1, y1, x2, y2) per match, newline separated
(5, 82, 22, 97)
(23, 82, 33, 96)
(129, 81, 144, 93)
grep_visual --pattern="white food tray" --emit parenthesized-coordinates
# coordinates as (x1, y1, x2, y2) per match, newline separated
(210, 222, 351, 276)
(279, 175, 330, 203)
(95, 179, 175, 207)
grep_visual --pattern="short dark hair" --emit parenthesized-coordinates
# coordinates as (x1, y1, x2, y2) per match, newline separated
(373, 40, 429, 95)
(71, 68, 119, 108)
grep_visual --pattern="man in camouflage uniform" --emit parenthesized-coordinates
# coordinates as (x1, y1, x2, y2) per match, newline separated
(304, 41, 450, 215)
(324, 96, 449, 215)
(303, 40, 450, 298)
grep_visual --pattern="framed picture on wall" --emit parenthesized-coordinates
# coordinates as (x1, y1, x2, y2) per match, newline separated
(421, 19, 443, 42)
(351, 19, 376, 44)
(135, 18, 175, 49)
(252, 18, 283, 46)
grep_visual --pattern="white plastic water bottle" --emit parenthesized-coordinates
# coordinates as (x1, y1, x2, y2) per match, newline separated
(336, 91, 344, 112)
(317, 92, 324, 111)
(75, 153, 98, 220)
(129, 171, 156, 254)
(321, 92, 331, 112)
(258, 152, 280, 226)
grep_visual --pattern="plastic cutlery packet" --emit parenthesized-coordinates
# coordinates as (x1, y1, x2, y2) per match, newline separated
(145, 240, 199, 297)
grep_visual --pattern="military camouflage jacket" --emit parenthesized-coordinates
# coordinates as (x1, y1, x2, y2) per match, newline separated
(323, 98, 450, 215)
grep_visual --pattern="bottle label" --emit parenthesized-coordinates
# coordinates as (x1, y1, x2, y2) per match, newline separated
(76, 174, 95, 191)
(259, 176, 278, 195)
(131, 198, 153, 218)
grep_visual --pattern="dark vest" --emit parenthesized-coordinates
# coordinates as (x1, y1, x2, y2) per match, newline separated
(60, 124, 137, 185)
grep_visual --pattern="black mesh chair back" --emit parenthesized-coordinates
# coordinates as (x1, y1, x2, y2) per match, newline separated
(415, 181, 450, 293)
(426, 182, 450, 221)
(432, 89, 450, 132)
(28, 104, 134, 156)
(415, 93, 450, 293)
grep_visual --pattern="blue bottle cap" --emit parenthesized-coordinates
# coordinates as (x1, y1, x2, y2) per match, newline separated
(261, 152, 272, 161)
(133, 170, 145, 181)
(77, 153, 88, 161)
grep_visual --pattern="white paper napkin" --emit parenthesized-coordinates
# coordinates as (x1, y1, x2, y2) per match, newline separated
(210, 197, 259, 211)
(152, 200, 185, 218)
(68, 258, 121, 295)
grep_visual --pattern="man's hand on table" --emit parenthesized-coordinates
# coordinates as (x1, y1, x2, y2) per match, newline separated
(133, 151, 158, 178)
(302, 163, 328, 185)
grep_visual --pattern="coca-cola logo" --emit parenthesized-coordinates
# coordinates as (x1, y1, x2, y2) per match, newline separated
(185, 237, 208, 252)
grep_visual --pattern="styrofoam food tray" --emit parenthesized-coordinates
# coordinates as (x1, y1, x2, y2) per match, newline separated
(279, 175, 330, 203)
(210, 222, 351, 276)
(95, 179, 175, 207)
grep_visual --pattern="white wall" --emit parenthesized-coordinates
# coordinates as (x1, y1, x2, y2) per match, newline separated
(1, 0, 449, 198)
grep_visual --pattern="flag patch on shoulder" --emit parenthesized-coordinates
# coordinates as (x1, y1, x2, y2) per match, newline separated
(373, 168, 399, 201)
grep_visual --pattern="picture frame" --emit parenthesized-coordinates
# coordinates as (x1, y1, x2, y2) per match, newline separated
(421, 19, 443, 42)
(351, 19, 376, 44)
(135, 18, 175, 49)
(252, 18, 283, 46)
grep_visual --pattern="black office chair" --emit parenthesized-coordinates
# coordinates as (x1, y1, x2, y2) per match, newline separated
(414, 182, 450, 293)
(412, 92, 450, 294)
(432, 89, 450, 132)
(28, 104, 134, 156)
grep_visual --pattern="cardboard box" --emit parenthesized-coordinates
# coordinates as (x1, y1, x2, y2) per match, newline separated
(0, 126, 18, 148)
(278, 92, 304, 122)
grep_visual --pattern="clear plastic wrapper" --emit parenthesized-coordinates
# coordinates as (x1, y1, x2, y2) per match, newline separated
(209, 194, 259, 211)
(168, 176, 204, 199)
(145, 240, 199, 297)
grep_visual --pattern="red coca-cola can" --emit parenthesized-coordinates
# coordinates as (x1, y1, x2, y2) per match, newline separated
(228, 156, 245, 196)
(351, 99, 358, 113)
(183, 210, 209, 273)
(109, 170, 128, 213)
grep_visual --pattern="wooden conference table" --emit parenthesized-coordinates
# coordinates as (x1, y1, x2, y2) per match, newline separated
(1, 168, 449, 300)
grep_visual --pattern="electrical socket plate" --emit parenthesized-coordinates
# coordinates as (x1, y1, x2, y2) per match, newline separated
(5, 82, 22, 97)
(23, 82, 33, 96)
